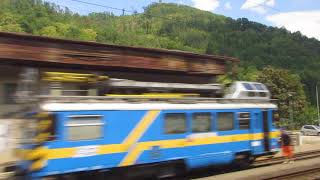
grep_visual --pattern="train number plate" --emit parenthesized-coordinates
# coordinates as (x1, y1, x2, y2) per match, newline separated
(74, 146, 98, 158)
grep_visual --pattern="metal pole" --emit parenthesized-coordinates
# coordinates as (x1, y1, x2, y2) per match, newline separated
(290, 100, 293, 129)
(288, 92, 293, 129)
(316, 83, 320, 126)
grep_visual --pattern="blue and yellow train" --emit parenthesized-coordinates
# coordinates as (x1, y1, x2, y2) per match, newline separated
(16, 82, 280, 179)
(17, 103, 280, 179)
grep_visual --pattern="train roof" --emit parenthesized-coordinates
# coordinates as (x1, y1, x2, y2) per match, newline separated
(41, 102, 277, 111)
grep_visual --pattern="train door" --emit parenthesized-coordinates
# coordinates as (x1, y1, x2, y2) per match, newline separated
(262, 111, 270, 152)
(251, 111, 264, 154)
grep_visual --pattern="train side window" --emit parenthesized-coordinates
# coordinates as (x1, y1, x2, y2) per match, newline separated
(272, 110, 280, 127)
(164, 113, 187, 134)
(217, 112, 234, 131)
(66, 115, 104, 141)
(238, 112, 250, 129)
(192, 113, 211, 133)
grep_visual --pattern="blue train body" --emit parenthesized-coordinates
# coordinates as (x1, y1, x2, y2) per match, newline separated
(17, 102, 280, 179)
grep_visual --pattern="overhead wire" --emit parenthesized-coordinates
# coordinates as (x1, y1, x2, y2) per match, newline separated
(66, 0, 192, 22)
(46, 0, 94, 14)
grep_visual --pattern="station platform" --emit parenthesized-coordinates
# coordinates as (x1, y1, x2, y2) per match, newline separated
(195, 135, 320, 180)
(197, 155, 320, 180)
(283, 135, 320, 154)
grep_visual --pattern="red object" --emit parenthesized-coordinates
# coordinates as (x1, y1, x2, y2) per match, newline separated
(282, 146, 293, 158)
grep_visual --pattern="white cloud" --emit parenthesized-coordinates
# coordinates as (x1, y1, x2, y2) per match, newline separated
(224, 2, 232, 10)
(241, 0, 275, 14)
(191, 0, 220, 11)
(265, 0, 275, 6)
(177, 0, 189, 5)
(266, 10, 320, 40)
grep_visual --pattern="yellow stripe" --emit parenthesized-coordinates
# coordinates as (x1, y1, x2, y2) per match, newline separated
(34, 133, 51, 143)
(45, 144, 128, 159)
(26, 147, 48, 160)
(23, 132, 280, 163)
(30, 159, 47, 171)
(123, 110, 160, 145)
(120, 110, 160, 166)
(120, 145, 144, 166)
(270, 130, 280, 138)
(37, 119, 52, 131)
(106, 94, 199, 98)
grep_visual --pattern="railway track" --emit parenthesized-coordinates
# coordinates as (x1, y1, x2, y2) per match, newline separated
(264, 166, 320, 180)
(3, 150, 320, 180)
(188, 150, 320, 179)
(253, 149, 320, 167)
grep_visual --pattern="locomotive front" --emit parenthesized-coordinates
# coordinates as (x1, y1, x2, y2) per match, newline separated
(15, 112, 56, 179)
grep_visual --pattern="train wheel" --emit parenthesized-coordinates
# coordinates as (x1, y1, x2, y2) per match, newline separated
(233, 153, 251, 169)
(156, 161, 187, 179)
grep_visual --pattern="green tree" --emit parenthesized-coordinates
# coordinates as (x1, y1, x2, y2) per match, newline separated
(0, 0, 320, 107)
(0, 12, 23, 32)
(79, 28, 97, 41)
(257, 67, 307, 128)
(39, 26, 59, 37)
(237, 66, 259, 81)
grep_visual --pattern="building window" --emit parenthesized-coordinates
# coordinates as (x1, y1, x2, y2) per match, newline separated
(192, 113, 211, 133)
(217, 112, 234, 131)
(66, 115, 103, 141)
(238, 112, 250, 129)
(3, 83, 17, 104)
(164, 113, 187, 134)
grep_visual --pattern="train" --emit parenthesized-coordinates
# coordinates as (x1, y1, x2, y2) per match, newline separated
(13, 81, 280, 179)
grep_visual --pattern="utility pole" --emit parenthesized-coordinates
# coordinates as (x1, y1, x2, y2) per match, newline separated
(288, 92, 294, 129)
(316, 83, 320, 126)
(290, 101, 294, 129)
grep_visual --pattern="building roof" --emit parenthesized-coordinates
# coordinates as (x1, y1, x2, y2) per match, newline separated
(0, 31, 239, 75)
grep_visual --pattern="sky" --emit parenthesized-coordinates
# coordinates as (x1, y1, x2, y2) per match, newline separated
(45, 0, 320, 40)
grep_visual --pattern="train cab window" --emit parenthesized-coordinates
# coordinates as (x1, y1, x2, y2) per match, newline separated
(164, 113, 187, 134)
(238, 112, 250, 129)
(66, 115, 104, 141)
(217, 112, 234, 131)
(254, 84, 265, 90)
(192, 113, 212, 132)
(243, 83, 254, 90)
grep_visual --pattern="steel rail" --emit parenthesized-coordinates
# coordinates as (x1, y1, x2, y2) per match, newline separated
(263, 166, 320, 180)
(253, 149, 320, 167)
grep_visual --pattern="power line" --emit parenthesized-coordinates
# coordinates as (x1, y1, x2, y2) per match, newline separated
(46, 0, 93, 14)
(69, 0, 130, 13)
(250, 0, 284, 13)
(67, 0, 188, 22)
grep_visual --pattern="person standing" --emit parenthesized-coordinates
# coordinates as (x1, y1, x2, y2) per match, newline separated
(281, 130, 294, 163)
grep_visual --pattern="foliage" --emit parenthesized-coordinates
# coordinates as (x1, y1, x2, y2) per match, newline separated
(257, 67, 307, 127)
(294, 105, 319, 128)
(236, 66, 259, 81)
(0, 0, 320, 127)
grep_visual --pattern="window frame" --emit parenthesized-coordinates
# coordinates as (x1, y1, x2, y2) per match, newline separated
(65, 115, 104, 141)
(243, 83, 254, 90)
(254, 83, 265, 90)
(216, 112, 235, 131)
(164, 113, 187, 134)
(238, 112, 251, 130)
(309, 126, 316, 130)
(191, 112, 212, 133)
(304, 125, 311, 129)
